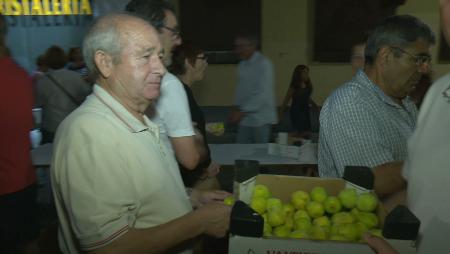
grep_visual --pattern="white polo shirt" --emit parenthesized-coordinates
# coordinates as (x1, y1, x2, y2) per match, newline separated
(51, 85, 192, 253)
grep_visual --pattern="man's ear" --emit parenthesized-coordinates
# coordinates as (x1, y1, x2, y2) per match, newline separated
(185, 58, 193, 70)
(94, 50, 114, 78)
(377, 46, 392, 68)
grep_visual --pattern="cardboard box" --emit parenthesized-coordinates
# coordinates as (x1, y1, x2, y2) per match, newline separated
(229, 174, 417, 254)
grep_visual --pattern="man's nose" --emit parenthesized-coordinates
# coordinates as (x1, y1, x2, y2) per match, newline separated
(418, 62, 432, 74)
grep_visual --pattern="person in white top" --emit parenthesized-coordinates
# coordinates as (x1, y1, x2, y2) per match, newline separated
(366, 1, 450, 253)
(126, 0, 207, 171)
(50, 13, 231, 254)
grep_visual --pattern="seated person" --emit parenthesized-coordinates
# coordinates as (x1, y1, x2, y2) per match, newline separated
(318, 15, 434, 198)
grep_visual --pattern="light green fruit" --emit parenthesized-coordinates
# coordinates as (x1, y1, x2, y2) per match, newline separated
(355, 222, 369, 239)
(338, 188, 358, 209)
(356, 193, 378, 212)
(350, 207, 360, 217)
(309, 225, 329, 240)
(310, 186, 328, 203)
(284, 216, 294, 230)
(266, 198, 283, 211)
(273, 225, 291, 238)
(253, 184, 271, 199)
(290, 229, 309, 239)
(313, 216, 331, 227)
(223, 196, 235, 206)
(356, 212, 379, 229)
(330, 234, 347, 241)
(267, 208, 286, 227)
(282, 203, 296, 217)
(324, 196, 342, 214)
(329, 224, 339, 235)
(331, 212, 355, 225)
(306, 201, 325, 218)
(294, 218, 312, 231)
(369, 228, 383, 238)
(263, 222, 272, 237)
(261, 213, 268, 223)
(291, 190, 310, 210)
(250, 197, 267, 214)
(293, 209, 310, 221)
(338, 224, 360, 242)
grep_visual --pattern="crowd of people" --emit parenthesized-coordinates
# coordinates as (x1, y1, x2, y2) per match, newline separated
(1, 0, 450, 253)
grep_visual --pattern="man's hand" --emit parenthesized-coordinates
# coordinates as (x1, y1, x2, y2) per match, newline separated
(228, 109, 245, 124)
(196, 203, 231, 238)
(190, 189, 231, 209)
(364, 233, 399, 254)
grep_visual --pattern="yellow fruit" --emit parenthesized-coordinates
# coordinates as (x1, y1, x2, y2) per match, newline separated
(263, 222, 272, 237)
(267, 208, 286, 227)
(309, 225, 328, 240)
(313, 216, 331, 227)
(294, 218, 312, 231)
(338, 188, 358, 209)
(293, 209, 310, 221)
(356, 212, 379, 229)
(324, 196, 342, 214)
(290, 229, 309, 239)
(273, 225, 291, 237)
(356, 193, 378, 212)
(223, 196, 235, 206)
(291, 190, 310, 210)
(284, 216, 294, 230)
(282, 203, 295, 217)
(306, 201, 325, 218)
(338, 224, 360, 241)
(250, 197, 267, 214)
(266, 198, 283, 211)
(310, 186, 328, 203)
(369, 228, 383, 238)
(330, 234, 347, 241)
(331, 212, 355, 225)
(253, 184, 271, 199)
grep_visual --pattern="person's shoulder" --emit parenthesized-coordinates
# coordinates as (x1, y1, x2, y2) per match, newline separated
(327, 80, 365, 106)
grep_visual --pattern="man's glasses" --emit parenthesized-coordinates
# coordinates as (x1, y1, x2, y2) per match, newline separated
(390, 46, 431, 66)
(162, 26, 180, 40)
(197, 55, 208, 61)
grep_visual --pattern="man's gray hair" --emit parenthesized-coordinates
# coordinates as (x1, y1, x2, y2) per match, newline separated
(365, 15, 435, 65)
(82, 13, 126, 79)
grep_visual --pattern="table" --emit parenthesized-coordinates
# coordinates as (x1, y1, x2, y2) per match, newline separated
(209, 143, 318, 192)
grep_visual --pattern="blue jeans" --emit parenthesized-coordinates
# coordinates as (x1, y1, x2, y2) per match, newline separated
(236, 124, 271, 144)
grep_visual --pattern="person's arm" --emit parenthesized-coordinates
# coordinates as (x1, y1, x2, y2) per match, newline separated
(373, 161, 407, 198)
(170, 127, 206, 170)
(88, 203, 231, 254)
(364, 233, 399, 254)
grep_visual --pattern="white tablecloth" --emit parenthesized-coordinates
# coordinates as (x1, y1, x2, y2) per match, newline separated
(209, 143, 317, 166)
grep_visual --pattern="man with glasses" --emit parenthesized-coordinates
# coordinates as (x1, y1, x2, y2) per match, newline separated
(318, 15, 434, 199)
(126, 0, 208, 173)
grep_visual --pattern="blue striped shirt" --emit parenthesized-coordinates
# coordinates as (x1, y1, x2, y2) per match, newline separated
(318, 70, 417, 177)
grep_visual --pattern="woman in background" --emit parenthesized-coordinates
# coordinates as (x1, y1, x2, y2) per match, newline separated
(170, 42, 220, 190)
(280, 64, 317, 137)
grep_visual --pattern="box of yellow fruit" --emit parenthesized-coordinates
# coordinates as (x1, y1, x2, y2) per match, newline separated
(228, 170, 419, 254)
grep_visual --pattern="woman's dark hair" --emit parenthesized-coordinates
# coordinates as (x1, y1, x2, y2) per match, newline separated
(45, 45, 67, 69)
(169, 42, 203, 75)
(290, 64, 311, 90)
(125, 0, 175, 32)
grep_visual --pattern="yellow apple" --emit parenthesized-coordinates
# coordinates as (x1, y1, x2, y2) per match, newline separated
(310, 186, 328, 203)
(293, 209, 310, 221)
(313, 216, 331, 227)
(324, 196, 342, 214)
(252, 184, 271, 199)
(338, 188, 358, 209)
(356, 211, 379, 229)
(250, 197, 267, 214)
(266, 197, 283, 211)
(223, 196, 235, 206)
(294, 217, 312, 231)
(291, 190, 310, 210)
(338, 224, 360, 241)
(267, 208, 286, 227)
(290, 229, 309, 239)
(273, 225, 291, 238)
(309, 225, 328, 240)
(306, 201, 325, 218)
(282, 203, 295, 217)
(331, 212, 355, 225)
(356, 193, 378, 212)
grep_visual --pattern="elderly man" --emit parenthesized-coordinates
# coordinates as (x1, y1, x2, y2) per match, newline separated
(230, 33, 277, 144)
(318, 15, 434, 198)
(50, 13, 230, 254)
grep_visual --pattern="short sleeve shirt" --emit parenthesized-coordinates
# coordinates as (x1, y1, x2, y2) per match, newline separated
(152, 73, 194, 153)
(51, 85, 192, 253)
(318, 70, 417, 177)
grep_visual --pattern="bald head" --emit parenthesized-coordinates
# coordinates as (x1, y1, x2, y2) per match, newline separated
(83, 13, 158, 79)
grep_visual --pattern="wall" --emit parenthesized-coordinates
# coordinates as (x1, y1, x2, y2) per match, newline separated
(192, 0, 447, 106)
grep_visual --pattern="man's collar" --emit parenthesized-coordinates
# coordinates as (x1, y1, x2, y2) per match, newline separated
(93, 85, 158, 134)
